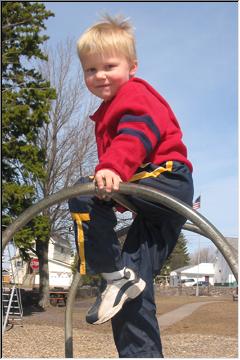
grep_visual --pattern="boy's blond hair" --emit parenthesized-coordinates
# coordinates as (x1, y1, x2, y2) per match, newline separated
(77, 14, 137, 65)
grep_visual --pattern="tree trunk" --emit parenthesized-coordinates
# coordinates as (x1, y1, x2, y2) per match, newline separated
(36, 239, 50, 308)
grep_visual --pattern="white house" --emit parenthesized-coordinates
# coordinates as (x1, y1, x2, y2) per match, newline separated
(10, 235, 74, 289)
(214, 237, 238, 286)
(170, 262, 215, 286)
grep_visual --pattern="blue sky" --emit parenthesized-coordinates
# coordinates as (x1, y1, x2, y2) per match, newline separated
(43, 2, 238, 253)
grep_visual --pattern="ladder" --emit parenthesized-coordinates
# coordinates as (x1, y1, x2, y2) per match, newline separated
(2, 285, 23, 333)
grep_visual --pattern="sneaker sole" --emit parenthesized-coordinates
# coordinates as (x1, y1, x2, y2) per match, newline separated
(90, 278, 146, 325)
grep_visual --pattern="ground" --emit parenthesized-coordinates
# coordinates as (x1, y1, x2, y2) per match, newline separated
(2, 294, 238, 358)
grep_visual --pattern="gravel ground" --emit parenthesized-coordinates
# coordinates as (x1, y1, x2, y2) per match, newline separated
(2, 296, 238, 358)
(2, 324, 238, 358)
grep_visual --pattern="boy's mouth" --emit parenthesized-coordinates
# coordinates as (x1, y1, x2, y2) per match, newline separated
(96, 84, 110, 88)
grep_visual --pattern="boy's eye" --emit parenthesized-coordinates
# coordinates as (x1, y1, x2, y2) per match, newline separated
(106, 64, 116, 70)
(86, 68, 96, 74)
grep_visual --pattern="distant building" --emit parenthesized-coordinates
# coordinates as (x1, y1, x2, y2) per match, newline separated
(10, 236, 74, 289)
(170, 237, 238, 288)
(213, 237, 238, 286)
(170, 263, 215, 287)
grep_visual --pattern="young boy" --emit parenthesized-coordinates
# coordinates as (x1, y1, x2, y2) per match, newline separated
(69, 14, 194, 358)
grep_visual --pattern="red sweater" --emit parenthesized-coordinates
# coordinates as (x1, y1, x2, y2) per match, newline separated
(90, 77, 192, 182)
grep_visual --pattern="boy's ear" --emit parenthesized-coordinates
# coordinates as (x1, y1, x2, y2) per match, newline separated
(129, 60, 138, 77)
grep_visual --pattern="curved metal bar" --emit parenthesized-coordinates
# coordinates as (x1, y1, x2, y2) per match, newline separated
(2, 182, 96, 251)
(64, 221, 225, 359)
(114, 193, 238, 262)
(119, 183, 238, 279)
(183, 222, 206, 237)
(2, 182, 238, 358)
(116, 223, 207, 240)
(183, 222, 238, 259)
(65, 271, 82, 358)
(117, 222, 238, 263)
(112, 190, 238, 272)
(113, 194, 238, 265)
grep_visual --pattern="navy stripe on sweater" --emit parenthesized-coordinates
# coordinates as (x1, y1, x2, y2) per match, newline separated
(120, 114, 161, 142)
(117, 128, 152, 156)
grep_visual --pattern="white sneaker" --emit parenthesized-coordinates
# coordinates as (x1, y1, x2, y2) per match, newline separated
(86, 268, 146, 325)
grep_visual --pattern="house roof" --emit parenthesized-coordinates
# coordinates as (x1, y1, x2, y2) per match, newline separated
(172, 265, 190, 272)
(49, 258, 72, 268)
(50, 234, 72, 249)
(170, 262, 215, 276)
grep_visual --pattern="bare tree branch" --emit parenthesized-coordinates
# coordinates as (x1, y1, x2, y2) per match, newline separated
(190, 246, 216, 265)
(37, 39, 98, 238)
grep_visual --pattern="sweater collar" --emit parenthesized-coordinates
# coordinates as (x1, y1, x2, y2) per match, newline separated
(89, 77, 141, 122)
(89, 100, 111, 123)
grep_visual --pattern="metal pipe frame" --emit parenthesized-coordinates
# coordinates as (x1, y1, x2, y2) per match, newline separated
(117, 222, 236, 256)
(116, 222, 217, 243)
(65, 271, 82, 357)
(2, 182, 238, 358)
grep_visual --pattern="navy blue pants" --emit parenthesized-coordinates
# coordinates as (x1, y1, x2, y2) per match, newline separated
(68, 161, 194, 358)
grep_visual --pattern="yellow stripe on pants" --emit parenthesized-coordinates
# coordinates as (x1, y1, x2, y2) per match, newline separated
(130, 161, 173, 182)
(71, 213, 90, 275)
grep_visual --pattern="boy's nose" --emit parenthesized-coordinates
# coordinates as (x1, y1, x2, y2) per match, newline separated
(96, 71, 106, 79)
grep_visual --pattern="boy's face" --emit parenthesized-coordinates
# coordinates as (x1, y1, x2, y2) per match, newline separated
(81, 52, 137, 101)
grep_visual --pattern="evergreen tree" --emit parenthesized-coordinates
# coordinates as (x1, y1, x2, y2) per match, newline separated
(160, 232, 190, 277)
(2, 2, 55, 307)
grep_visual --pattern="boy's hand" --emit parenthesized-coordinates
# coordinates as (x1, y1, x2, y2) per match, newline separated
(95, 169, 122, 198)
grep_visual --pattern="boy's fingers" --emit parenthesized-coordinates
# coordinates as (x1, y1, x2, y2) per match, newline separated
(113, 176, 121, 191)
(95, 173, 105, 190)
(105, 174, 114, 193)
(95, 170, 122, 194)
